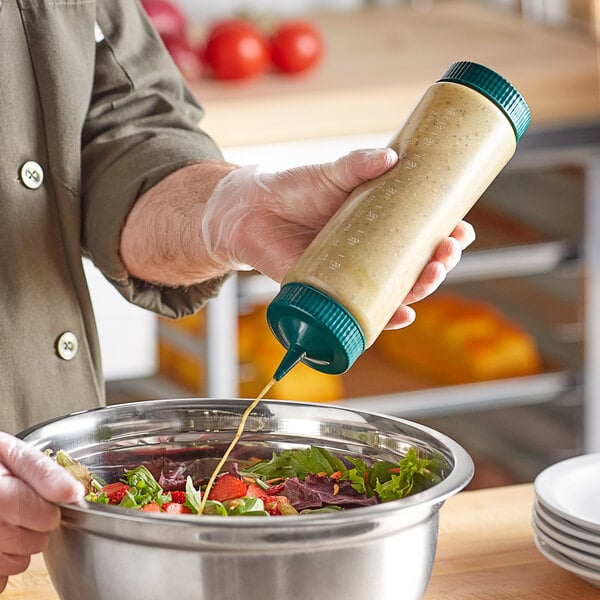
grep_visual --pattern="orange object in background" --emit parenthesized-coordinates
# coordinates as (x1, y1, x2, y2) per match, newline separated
(238, 305, 344, 403)
(375, 293, 543, 385)
(158, 293, 541, 396)
(157, 304, 343, 402)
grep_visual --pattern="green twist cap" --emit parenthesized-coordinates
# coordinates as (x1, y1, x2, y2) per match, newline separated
(266, 283, 366, 379)
(438, 61, 531, 141)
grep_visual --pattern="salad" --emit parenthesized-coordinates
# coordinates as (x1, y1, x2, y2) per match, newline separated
(51, 445, 446, 517)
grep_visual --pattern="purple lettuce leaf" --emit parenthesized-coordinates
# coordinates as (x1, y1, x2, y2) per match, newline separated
(274, 474, 379, 511)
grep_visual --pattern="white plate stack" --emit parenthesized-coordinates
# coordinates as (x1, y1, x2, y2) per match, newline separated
(533, 454, 600, 589)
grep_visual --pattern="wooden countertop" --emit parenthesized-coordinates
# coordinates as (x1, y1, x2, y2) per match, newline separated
(190, 1, 600, 148)
(6, 484, 600, 599)
(425, 484, 598, 599)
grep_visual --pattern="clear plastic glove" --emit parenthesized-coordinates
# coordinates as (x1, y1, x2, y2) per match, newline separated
(202, 148, 475, 328)
(0, 433, 84, 592)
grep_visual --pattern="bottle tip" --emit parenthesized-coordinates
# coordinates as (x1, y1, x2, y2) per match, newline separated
(273, 345, 306, 381)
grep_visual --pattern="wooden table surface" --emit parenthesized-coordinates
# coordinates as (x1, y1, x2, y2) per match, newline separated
(425, 484, 599, 599)
(5, 484, 600, 599)
(190, 0, 600, 148)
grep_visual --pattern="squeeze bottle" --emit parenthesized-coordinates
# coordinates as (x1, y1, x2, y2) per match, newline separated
(266, 61, 531, 381)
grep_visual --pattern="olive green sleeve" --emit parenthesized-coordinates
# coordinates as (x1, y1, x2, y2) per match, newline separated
(81, 0, 229, 318)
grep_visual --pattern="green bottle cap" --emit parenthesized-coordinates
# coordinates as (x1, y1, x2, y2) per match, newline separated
(266, 283, 366, 379)
(438, 61, 531, 141)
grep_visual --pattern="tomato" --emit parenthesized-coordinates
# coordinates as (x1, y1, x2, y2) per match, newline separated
(203, 20, 270, 81)
(270, 20, 323, 75)
(140, 0, 187, 39)
(205, 18, 258, 40)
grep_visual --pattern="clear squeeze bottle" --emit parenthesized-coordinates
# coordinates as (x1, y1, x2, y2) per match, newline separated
(266, 61, 531, 381)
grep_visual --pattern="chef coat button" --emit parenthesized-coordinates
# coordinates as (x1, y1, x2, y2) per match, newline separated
(19, 161, 44, 190)
(56, 332, 79, 361)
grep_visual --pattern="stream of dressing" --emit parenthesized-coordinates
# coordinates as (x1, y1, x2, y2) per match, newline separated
(197, 377, 277, 515)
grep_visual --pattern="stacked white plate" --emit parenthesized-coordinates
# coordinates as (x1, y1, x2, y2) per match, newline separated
(533, 453, 600, 588)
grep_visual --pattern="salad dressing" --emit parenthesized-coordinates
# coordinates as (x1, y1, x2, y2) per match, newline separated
(266, 61, 530, 380)
(201, 63, 530, 512)
(198, 377, 277, 515)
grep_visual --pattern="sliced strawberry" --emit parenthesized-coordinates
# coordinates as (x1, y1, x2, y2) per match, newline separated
(163, 502, 193, 514)
(100, 482, 130, 505)
(246, 483, 269, 500)
(208, 474, 247, 502)
(169, 491, 187, 504)
(140, 502, 161, 512)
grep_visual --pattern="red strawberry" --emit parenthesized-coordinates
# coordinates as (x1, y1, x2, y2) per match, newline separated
(169, 491, 187, 504)
(100, 482, 130, 505)
(163, 502, 193, 514)
(246, 483, 269, 500)
(208, 474, 247, 502)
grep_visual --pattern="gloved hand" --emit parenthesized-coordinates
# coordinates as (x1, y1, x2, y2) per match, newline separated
(0, 433, 84, 592)
(201, 148, 475, 329)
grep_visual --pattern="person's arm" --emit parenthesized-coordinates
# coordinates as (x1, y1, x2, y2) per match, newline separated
(120, 148, 475, 329)
(82, 0, 226, 319)
(0, 434, 83, 593)
(120, 160, 237, 286)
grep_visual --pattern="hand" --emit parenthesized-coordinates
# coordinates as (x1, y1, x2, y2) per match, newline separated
(0, 433, 84, 592)
(385, 219, 476, 329)
(202, 148, 400, 279)
(202, 148, 475, 327)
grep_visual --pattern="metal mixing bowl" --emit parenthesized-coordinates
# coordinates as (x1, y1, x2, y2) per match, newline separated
(18, 398, 473, 600)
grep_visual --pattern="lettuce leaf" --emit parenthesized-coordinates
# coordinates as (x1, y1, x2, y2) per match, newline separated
(243, 445, 347, 480)
(243, 445, 445, 506)
(119, 465, 170, 509)
(374, 447, 444, 502)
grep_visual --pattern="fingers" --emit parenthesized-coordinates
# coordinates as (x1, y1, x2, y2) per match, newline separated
(0, 474, 62, 532)
(322, 148, 398, 192)
(451, 220, 476, 250)
(403, 261, 447, 306)
(384, 220, 476, 330)
(0, 522, 48, 581)
(0, 553, 31, 579)
(385, 305, 417, 330)
(0, 433, 84, 505)
(0, 522, 49, 558)
(432, 236, 463, 272)
(0, 435, 76, 584)
(384, 261, 446, 330)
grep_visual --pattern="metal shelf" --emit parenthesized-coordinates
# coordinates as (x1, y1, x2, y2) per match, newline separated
(340, 370, 575, 419)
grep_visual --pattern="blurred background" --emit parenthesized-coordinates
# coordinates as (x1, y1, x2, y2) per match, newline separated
(92, 0, 600, 490)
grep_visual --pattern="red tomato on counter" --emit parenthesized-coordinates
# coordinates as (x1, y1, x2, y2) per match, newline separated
(270, 20, 323, 74)
(203, 20, 270, 80)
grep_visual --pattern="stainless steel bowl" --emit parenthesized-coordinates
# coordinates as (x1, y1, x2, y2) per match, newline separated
(18, 398, 473, 600)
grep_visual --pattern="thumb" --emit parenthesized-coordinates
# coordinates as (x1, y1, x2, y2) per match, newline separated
(321, 148, 398, 192)
(0, 433, 84, 504)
